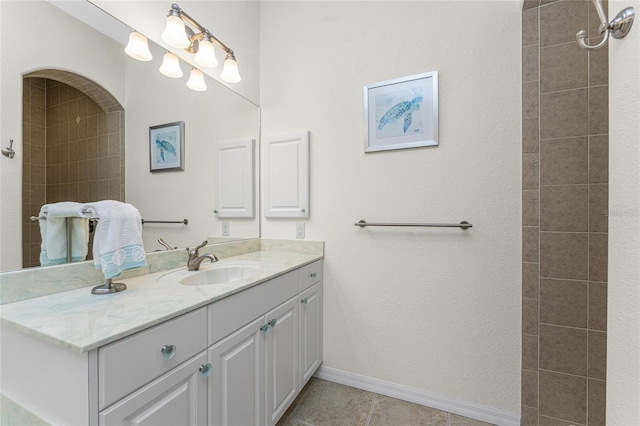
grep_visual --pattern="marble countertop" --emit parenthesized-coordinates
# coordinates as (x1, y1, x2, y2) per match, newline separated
(0, 250, 322, 353)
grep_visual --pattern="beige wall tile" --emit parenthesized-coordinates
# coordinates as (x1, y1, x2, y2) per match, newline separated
(588, 282, 607, 331)
(589, 86, 608, 135)
(589, 234, 608, 282)
(540, 89, 588, 139)
(539, 370, 586, 424)
(588, 185, 608, 233)
(523, 190, 540, 226)
(523, 8, 539, 46)
(539, 324, 587, 376)
(588, 379, 606, 426)
(540, 185, 588, 232)
(588, 43, 608, 86)
(523, 262, 540, 299)
(523, 154, 540, 190)
(540, 0, 588, 47)
(523, 45, 539, 83)
(523, 118, 540, 154)
(523, 334, 539, 371)
(589, 135, 608, 184)
(540, 232, 588, 280)
(523, 226, 540, 263)
(540, 42, 587, 93)
(523, 81, 540, 119)
(588, 330, 606, 380)
(523, 298, 539, 335)
(522, 406, 538, 426)
(540, 137, 589, 185)
(540, 279, 587, 327)
(522, 370, 539, 407)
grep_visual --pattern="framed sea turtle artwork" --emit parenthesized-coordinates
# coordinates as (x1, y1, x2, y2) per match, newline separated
(149, 121, 185, 172)
(364, 71, 438, 153)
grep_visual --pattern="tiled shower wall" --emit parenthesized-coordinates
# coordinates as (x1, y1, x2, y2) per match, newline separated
(521, 1, 608, 425)
(22, 78, 124, 268)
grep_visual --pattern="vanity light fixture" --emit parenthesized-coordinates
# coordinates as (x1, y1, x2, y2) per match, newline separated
(161, 3, 241, 83)
(124, 31, 153, 61)
(159, 51, 183, 78)
(186, 68, 207, 91)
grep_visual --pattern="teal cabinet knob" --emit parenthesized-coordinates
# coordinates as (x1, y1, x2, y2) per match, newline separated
(268, 319, 278, 328)
(301, 298, 308, 304)
(161, 344, 177, 360)
(310, 273, 317, 278)
(199, 363, 213, 377)
(260, 324, 269, 333)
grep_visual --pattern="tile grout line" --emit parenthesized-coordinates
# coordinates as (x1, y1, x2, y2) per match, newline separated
(364, 393, 377, 426)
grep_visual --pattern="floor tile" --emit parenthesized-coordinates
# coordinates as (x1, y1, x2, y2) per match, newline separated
(285, 378, 316, 417)
(367, 394, 448, 426)
(449, 413, 495, 426)
(290, 379, 375, 426)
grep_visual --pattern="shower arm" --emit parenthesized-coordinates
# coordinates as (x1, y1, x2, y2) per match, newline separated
(577, 0, 635, 50)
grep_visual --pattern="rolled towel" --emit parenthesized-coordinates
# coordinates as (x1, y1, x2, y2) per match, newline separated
(83, 200, 146, 279)
(38, 202, 89, 266)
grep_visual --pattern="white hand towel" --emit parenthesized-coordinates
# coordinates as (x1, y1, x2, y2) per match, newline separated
(83, 200, 146, 279)
(38, 202, 90, 266)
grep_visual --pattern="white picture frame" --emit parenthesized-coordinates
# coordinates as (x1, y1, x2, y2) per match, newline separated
(149, 121, 185, 172)
(364, 71, 438, 153)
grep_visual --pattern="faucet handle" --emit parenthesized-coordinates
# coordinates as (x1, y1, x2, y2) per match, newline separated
(187, 240, 208, 256)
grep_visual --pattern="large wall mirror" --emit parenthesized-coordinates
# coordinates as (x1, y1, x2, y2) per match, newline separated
(0, 0, 260, 272)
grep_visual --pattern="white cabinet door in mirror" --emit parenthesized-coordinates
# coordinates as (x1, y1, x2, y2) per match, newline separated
(264, 132, 310, 218)
(215, 139, 255, 218)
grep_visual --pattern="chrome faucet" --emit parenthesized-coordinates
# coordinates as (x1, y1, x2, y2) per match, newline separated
(186, 240, 219, 271)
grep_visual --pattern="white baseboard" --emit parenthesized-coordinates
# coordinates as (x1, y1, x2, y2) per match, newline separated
(313, 366, 520, 426)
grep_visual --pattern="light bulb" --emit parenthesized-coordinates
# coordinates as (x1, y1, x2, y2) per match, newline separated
(194, 37, 218, 68)
(220, 54, 241, 83)
(162, 15, 190, 48)
(186, 68, 207, 91)
(124, 31, 152, 61)
(159, 52, 183, 78)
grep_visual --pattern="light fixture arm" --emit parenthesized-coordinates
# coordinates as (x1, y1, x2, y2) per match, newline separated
(170, 3, 233, 55)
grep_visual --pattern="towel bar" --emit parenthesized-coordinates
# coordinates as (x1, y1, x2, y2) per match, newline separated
(355, 220, 472, 229)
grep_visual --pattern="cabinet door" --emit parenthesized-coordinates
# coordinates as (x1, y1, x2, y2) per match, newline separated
(99, 352, 207, 426)
(208, 316, 265, 426)
(264, 131, 310, 218)
(265, 297, 298, 426)
(299, 282, 323, 387)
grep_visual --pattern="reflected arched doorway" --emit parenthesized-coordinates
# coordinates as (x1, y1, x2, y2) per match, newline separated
(22, 70, 125, 268)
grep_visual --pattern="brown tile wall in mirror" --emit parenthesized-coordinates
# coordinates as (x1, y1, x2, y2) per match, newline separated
(521, 1, 608, 425)
(21, 78, 124, 268)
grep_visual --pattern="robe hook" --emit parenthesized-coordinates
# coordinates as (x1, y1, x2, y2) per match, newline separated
(577, 0, 635, 50)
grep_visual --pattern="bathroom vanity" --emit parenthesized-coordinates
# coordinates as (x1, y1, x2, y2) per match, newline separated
(0, 243, 323, 426)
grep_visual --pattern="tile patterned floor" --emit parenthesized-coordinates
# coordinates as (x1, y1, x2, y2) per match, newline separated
(277, 379, 495, 426)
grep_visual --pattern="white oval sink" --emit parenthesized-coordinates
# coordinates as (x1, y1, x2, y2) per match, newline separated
(180, 263, 262, 286)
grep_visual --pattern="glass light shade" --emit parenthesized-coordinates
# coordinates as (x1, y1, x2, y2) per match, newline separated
(194, 39, 218, 68)
(162, 15, 190, 48)
(186, 68, 207, 91)
(159, 52, 183, 78)
(124, 31, 152, 61)
(220, 56, 241, 83)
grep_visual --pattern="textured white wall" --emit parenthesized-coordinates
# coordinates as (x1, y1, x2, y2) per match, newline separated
(0, 0, 125, 272)
(607, 0, 640, 423)
(260, 1, 522, 411)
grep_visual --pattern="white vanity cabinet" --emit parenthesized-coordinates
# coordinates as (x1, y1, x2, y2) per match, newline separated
(0, 259, 323, 426)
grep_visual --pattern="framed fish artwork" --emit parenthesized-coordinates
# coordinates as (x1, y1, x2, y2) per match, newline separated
(364, 71, 438, 153)
(149, 121, 185, 172)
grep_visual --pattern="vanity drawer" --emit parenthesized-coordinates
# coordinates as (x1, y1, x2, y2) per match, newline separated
(299, 260, 323, 292)
(208, 269, 298, 344)
(98, 307, 207, 410)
